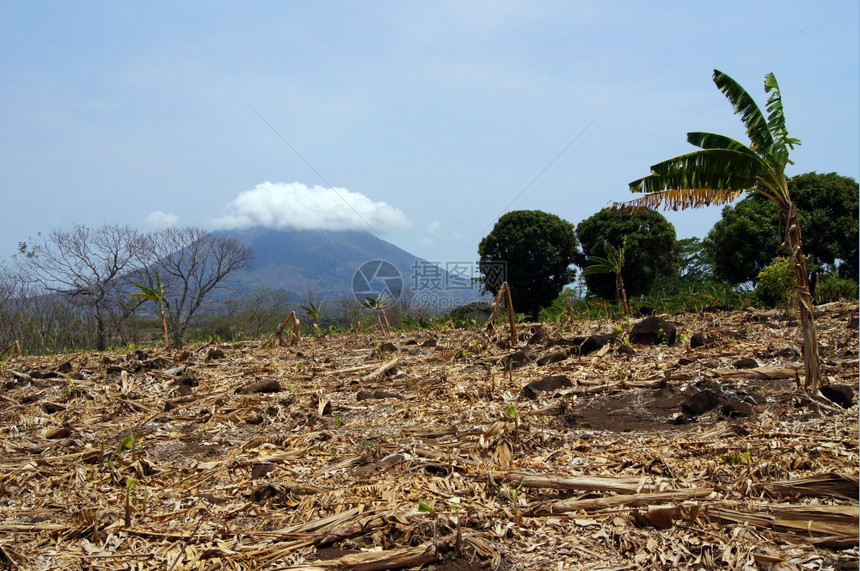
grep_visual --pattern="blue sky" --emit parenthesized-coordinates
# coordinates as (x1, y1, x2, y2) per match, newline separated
(2, 1, 857, 267)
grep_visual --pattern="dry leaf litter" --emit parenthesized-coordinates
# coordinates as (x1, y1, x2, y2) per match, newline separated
(0, 303, 857, 570)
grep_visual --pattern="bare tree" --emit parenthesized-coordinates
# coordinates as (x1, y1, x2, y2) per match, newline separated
(138, 227, 253, 345)
(17, 224, 143, 350)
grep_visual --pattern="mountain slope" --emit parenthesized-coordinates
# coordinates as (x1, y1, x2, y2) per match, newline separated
(215, 228, 480, 310)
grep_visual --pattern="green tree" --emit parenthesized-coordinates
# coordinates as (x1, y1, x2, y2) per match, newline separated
(705, 172, 859, 285)
(574, 208, 677, 299)
(704, 196, 783, 285)
(616, 69, 822, 389)
(478, 210, 578, 321)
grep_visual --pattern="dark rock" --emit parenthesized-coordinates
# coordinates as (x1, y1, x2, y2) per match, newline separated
(820, 384, 856, 409)
(251, 463, 275, 479)
(498, 349, 531, 370)
(55, 360, 74, 373)
(733, 357, 759, 369)
(615, 343, 635, 356)
(236, 379, 282, 394)
(251, 484, 280, 503)
(569, 334, 616, 355)
(848, 316, 859, 329)
(689, 333, 709, 348)
(421, 338, 437, 348)
(206, 348, 226, 361)
(776, 347, 799, 359)
(141, 357, 171, 370)
(681, 389, 725, 416)
(536, 351, 568, 366)
(356, 389, 405, 401)
(629, 316, 677, 345)
(721, 401, 755, 418)
(522, 375, 573, 399)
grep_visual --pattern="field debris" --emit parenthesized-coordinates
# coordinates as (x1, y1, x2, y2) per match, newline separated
(0, 304, 857, 570)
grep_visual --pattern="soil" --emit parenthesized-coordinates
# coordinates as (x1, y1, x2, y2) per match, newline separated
(0, 303, 857, 570)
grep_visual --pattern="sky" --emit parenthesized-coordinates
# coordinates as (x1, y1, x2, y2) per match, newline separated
(1, 1, 858, 269)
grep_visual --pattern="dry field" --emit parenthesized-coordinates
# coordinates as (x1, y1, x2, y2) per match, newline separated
(0, 303, 857, 570)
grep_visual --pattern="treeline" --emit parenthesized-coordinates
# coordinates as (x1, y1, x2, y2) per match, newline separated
(477, 172, 858, 321)
(1, 225, 252, 355)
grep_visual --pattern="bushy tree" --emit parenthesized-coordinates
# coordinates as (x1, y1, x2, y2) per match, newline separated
(574, 208, 677, 300)
(705, 172, 859, 285)
(478, 210, 578, 321)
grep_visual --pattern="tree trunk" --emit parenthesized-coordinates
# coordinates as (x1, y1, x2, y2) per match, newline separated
(786, 203, 822, 390)
(95, 312, 107, 351)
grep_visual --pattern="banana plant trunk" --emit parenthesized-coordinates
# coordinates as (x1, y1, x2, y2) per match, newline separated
(786, 202, 821, 390)
(157, 301, 170, 348)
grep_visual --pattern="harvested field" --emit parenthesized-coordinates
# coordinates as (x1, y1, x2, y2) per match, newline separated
(0, 303, 857, 570)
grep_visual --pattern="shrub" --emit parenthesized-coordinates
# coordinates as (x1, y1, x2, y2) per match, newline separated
(815, 274, 858, 303)
(753, 257, 796, 310)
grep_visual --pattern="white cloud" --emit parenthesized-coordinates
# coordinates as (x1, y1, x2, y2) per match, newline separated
(209, 181, 409, 233)
(142, 210, 180, 229)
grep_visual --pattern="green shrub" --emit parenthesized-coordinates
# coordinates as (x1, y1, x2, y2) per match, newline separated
(816, 274, 859, 303)
(753, 257, 796, 310)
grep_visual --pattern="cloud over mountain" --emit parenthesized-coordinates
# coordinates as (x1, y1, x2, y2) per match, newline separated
(209, 181, 409, 233)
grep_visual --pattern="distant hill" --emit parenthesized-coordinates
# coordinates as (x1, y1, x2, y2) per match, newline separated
(214, 228, 486, 313)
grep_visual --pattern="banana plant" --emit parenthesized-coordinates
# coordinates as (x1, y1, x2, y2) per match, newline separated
(129, 273, 170, 347)
(582, 241, 630, 317)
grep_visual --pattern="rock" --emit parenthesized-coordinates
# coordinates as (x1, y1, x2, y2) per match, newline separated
(615, 343, 635, 356)
(236, 379, 282, 394)
(522, 375, 573, 399)
(251, 484, 280, 503)
(733, 357, 759, 369)
(251, 463, 274, 479)
(206, 348, 226, 361)
(629, 316, 676, 345)
(721, 401, 755, 418)
(848, 316, 859, 329)
(356, 389, 405, 401)
(689, 333, 709, 348)
(681, 389, 725, 416)
(820, 384, 856, 409)
(498, 349, 531, 370)
(421, 338, 437, 348)
(536, 351, 568, 366)
(568, 334, 616, 355)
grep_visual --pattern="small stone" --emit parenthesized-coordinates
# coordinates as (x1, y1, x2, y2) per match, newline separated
(537, 351, 568, 366)
(820, 384, 856, 409)
(630, 316, 677, 345)
(681, 389, 724, 416)
(498, 349, 531, 370)
(522, 375, 573, 399)
(206, 348, 226, 361)
(733, 358, 759, 369)
(721, 401, 755, 418)
(236, 379, 282, 394)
